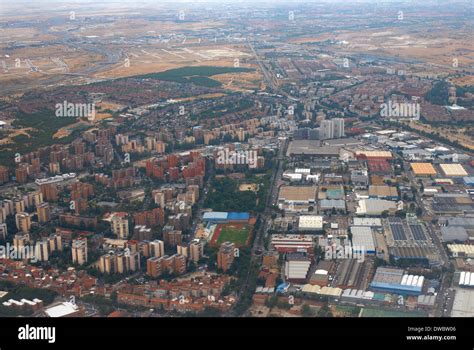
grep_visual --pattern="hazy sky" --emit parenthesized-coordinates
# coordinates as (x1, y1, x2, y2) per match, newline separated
(0, 0, 445, 3)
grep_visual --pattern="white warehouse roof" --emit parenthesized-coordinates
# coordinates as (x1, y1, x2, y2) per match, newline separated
(400, 274, 424, 288)
(298, 215, 324, 230)
(350, 226, 376, 253)
(459, 272, 474, 287)
(352, 218, 382, 227)
(44, 302, 79, 317)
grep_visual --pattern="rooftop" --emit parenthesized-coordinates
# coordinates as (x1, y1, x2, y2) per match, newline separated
(320, 199, 346, 209)
(298, 215, 324, 230)
(439, 163, 468, 177)
(372, 267, 404, 284)
(350, 226, 376, 252)
(369, 185, 398, 198)
(441, 226, 469, 242)
(355, 150, 392, 159)
(411, 163, 437, 175)
(464, 177, 474, 185)
(451, 289, 474, 317)
(44, 302, 79, 317)
(352, 218, 382, 227)
(278, 186, 317, 202)
(287, 140, 340, 156)
(356, 199, 397, 215)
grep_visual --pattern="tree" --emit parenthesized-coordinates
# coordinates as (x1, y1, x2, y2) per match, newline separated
(301, 304, 314, 317)
(265, 295, 278, 308)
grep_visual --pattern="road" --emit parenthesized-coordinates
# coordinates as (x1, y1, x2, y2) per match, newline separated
(189, 160, 214, 241)
(246, 40, 299, 103)
(434, 275, 456, 317)
(247, 39, 278, 93)
(232, 137, 288, 315)
(390, 143, 459, 317)
(254, 137, 288, 253)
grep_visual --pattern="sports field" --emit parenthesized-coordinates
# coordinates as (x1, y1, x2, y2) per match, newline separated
(213, 223, 251, 247)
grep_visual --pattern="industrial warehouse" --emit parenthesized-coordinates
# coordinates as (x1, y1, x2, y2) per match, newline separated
(370, 268, 425, 295)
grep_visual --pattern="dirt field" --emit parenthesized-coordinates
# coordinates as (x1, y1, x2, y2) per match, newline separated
(407, 120, 474, 150)
(451, 76, 474, 87)
(239, 184, 259, 192)
(0, 38, 259, 94)
(320, 26, 474, 69)
(0, 128, 34, 145)
(96, 101, 127, 112)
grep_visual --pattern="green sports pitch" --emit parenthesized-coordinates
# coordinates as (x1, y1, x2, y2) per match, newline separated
(216, 224, 250, 247)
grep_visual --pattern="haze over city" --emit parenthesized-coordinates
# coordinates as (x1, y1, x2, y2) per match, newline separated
(0, 0, 472, 344)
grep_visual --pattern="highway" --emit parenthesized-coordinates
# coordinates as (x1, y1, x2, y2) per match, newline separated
(247, 39, 278, 93)
(247, 39, 298, 103)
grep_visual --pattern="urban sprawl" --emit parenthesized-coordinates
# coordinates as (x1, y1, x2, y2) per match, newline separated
(0, 0, 473, 318)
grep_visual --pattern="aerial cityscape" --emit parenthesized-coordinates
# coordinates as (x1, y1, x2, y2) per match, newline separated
(0, 0, 473, 332)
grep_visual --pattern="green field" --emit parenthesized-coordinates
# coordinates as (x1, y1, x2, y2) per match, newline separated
(334, 305, 361, 317)
(0, 110, 79, 166)
(361, 307, 427, 317)
(217, 224, 250, 246)
(137, 66, 254, 87)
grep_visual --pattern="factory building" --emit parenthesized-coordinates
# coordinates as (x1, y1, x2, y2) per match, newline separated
(350, 226, 376, 255)
(356, 199, 398, 216)
(369, 267, 424, 295)
(458, 271, 474, 288)
(271, 234, 314, 254)
(297, 215, 324, 233)
(285, 253, 312, 283)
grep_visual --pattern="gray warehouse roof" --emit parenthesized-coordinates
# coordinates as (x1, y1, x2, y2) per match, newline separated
(287, 140, 341, 157)
(441, 226, 469, 242)
(350, 226, 376, 252)
(320, 199, 346, 210)
(444, 217, 474, 228)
